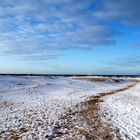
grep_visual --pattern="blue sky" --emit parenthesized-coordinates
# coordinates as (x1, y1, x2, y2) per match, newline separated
(0, 0, 140, 74)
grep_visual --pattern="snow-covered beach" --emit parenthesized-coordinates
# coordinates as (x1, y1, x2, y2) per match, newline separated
(102, 79, 140, 140)
(0, 76, 139, 139)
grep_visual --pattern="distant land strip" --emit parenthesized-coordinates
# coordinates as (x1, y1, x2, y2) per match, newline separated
(0, 73, 140, 77)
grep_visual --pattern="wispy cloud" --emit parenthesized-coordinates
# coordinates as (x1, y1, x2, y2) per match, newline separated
(94, 0, 140, 24)
(107, 57, 140, 67)
(0, 0, 139, 63)
(0, 0, 121, 59)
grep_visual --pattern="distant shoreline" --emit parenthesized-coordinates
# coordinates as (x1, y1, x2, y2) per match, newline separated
(0, 73, 139, 77)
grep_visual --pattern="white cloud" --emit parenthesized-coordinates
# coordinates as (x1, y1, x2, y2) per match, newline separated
(0, 0, 139, 61)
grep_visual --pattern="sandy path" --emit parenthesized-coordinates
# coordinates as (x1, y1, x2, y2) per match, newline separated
(47, 80, 139, 139)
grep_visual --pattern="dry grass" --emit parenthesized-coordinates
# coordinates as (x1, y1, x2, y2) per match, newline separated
(73, 77, 140, 83)
(73, 77, 111, 82)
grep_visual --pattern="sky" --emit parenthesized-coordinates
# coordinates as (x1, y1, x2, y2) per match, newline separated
(0, 0, 140, 75)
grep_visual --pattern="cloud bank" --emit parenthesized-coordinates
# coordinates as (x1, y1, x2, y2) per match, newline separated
(0, 0, 139, 61)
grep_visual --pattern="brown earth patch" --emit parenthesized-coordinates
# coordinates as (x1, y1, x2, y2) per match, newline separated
(0, 127, 29, 140)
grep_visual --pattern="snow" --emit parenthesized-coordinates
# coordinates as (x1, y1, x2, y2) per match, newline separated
(102, 78, 140, 140)
(0, 76, 137, 139)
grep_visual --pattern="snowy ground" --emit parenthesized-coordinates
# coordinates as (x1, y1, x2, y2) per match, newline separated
(102, 78, 140, 140)
(0, 76, 139, 139)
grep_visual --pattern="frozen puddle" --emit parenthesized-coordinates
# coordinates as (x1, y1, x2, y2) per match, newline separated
(0, 76, 134, 139)
(102, 79, 140, 140)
